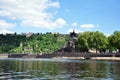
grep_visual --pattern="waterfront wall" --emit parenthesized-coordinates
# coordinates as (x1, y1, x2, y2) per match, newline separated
(8, 54, 36, 58)
(0, 53, 120, 60)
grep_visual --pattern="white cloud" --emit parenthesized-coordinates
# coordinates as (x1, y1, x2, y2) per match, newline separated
(80, 24, 95, 29)
(67, 28, 82, 33)
(21, 18, 66, 30)
(0, 20, 15, 29)
(72, 22, 77, 27)
(0, 29, 14, 34)
(0, 0, 66, 30)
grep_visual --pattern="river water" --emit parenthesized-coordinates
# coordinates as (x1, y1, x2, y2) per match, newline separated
(0, 58, 120, 80)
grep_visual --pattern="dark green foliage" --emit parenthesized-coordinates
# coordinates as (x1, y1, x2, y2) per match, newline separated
(77, 31, 108, 53)
(108, 31, 120, 51)
(0, 30, 120, 54)
(0, 34, 26, 53)
(77, 30, 120, 53)
(0, 33, 68, 54)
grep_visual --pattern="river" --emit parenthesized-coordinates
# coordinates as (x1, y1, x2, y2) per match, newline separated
(0, 58, 120, 80)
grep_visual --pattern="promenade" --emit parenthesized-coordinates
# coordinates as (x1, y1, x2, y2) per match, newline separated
(4, 52, 120, 60)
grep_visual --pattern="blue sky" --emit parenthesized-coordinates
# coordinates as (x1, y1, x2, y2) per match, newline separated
(0, 0, 120, 35)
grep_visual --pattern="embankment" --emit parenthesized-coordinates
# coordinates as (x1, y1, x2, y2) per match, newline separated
(54, 56, 120, 60)
(0, 53, 120, 60)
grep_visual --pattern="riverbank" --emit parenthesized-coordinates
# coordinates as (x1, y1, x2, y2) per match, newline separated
(0, 53, 120, 60)
(53, 56, 120, 60)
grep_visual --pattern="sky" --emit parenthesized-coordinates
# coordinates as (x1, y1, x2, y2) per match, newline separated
(0, 0, 120, 35)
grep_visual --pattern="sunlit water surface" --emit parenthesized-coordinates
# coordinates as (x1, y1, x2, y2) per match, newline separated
(0, 58, 120, 80)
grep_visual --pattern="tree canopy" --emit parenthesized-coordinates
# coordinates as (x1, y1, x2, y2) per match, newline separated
(0, 30, 120, 54)
(77, 31, 108, 53)
(108, 31, 120, 51)
(0, 33, 69, 54)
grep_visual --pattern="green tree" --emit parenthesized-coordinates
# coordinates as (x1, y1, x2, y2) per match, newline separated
(93, 31, 108, 53)
(77, 32, 89, 52)
(108, 31, 120, 52)
(77, 31, 108, 53)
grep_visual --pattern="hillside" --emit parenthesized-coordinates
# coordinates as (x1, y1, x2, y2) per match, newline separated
(0, 33, 69, 54)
